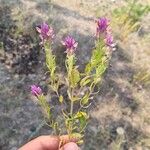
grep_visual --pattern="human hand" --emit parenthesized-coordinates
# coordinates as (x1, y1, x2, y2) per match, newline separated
(19, 135, 80, 150)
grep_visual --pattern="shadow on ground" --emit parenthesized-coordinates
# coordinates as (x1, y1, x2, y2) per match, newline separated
(0, 0, 148, 150)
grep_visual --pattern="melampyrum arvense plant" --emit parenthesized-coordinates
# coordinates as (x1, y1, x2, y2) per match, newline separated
(31, 18, 115, 144)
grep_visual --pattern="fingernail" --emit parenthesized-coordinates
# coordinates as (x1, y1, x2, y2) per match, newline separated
(63, 142, 79, 150)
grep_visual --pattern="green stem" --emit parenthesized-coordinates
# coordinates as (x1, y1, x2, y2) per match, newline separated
(70, 100, 74, 115)
(69, 88, 74, 135)
(69, 87, 74, 115)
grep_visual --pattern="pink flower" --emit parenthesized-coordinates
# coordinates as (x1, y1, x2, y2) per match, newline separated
(96, 17, 109, 38)
(36, 23, 54, 44)
(31, 85, 42, 97)
(62, 36, 78, 54)
(106, 34, 113, 46)
(105, 34, 116, 51)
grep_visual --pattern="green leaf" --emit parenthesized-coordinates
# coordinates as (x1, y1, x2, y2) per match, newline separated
(66, 55, 75, 75)
(85, 40, 106, 75)
(69, 67, 80, 88)
(45, 47, 56, 80)
(95, 62, 107, 77)
(81, 93, 90, 105)
(59, 95, 63, 103)
(66, 55, 80, 87)
(80, 76, 91, 87)
(85, 63, 92, 74)
(77, 140, 84, 144)
(51, 79, 60, 93)
(93, 77, 101, 85)
(74, 111, 89, 130)
(75, 111, 88, 119)
(38, 95, 51, 119)
(72, 96, 80, 102)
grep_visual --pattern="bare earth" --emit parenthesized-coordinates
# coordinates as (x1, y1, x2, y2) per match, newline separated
(0, 0, 150, 150)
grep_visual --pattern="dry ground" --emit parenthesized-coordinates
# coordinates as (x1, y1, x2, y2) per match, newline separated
(0, 0, 150, 150)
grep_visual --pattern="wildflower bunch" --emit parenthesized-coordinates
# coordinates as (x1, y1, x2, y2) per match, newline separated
(96, 17, 115, 50)
(36, 22, 54, 44)
(30, 17, 114, 144)
(31, 85, 42, 97)
(62, 36, 78, 54)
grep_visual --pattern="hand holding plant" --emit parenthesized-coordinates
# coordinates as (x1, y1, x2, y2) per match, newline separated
(30, 17, 115, 147)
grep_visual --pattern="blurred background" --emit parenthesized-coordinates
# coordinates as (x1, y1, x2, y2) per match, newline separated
(0, 0, 150, 149)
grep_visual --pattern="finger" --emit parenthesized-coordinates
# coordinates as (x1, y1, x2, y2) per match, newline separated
(59, 135, 79, 147)
(60, 142, 80, 150)
(19, 136, 59, 150)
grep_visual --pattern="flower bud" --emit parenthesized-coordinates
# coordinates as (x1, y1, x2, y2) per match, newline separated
(31, 85, 42, 97)
(62, 36, 78, 55)
(36, 22, 54, 44)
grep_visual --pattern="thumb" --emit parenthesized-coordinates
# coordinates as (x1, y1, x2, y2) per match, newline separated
(60, 142, 80, 150)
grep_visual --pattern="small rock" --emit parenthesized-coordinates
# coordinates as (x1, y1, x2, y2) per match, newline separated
(116, 127, 125, 135)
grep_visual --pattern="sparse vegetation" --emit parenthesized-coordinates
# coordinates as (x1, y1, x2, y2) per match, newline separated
(112, 0, 150, 40)
(0, 0, 149, 150)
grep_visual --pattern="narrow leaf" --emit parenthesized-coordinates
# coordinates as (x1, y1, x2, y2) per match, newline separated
(59, 95, 63, 103)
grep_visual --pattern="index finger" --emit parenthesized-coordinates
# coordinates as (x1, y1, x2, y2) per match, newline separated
(19, 136, 59, 150)
(19, 135, 79, 150)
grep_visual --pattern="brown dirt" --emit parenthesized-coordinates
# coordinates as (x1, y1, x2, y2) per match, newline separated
(0, 0, 150, 150)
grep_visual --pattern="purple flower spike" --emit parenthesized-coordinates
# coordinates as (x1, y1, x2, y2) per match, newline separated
(36, 23, 54, 44)
(31, 85, 42, 97)
(62, 36, 78, 54)
(106, 34, 113, 46)
(96, 17, 109, 38)
(97, 17, 109, 32)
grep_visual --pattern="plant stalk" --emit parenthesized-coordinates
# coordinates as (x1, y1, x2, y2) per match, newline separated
(70, 100, 74, 115)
